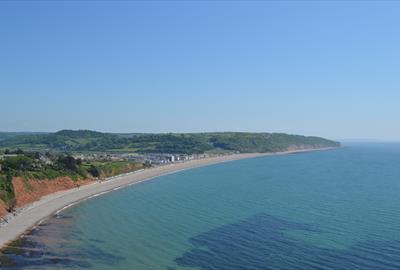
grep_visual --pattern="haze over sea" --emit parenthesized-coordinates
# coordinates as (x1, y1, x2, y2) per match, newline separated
(5, 143, 400, 269)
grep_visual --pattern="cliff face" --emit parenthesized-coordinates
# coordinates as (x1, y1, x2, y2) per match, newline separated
(0, 177, 93, 218)
(12, 177, 93, 208)
(0, 199, 7, 217)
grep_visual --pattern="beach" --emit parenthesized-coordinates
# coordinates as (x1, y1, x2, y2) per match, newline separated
(0, 148, 333, 250)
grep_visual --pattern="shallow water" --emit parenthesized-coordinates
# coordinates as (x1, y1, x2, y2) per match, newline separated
(4, 143, 400, 269)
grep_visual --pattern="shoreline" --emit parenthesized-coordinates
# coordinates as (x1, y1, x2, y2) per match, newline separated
(0, 147, 336, 250)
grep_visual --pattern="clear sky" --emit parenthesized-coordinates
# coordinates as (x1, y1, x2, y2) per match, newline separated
(1, 1, 399, 140)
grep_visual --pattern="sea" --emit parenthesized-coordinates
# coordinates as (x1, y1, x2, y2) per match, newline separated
(3, 143, 400, 270)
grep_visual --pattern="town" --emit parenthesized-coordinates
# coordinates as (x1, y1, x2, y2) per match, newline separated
(70, 152, 206, 165)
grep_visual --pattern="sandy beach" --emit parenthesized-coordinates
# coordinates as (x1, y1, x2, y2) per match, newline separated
(0, 148, 334, 250)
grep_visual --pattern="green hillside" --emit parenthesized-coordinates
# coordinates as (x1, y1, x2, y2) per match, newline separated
(0, 130, 340, 154)
(0, 132, 48, 142)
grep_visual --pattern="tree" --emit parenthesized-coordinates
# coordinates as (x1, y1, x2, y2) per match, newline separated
(76, 158, 82, 165)
(57, 155, 78, 171)
(88, 165, 100, 177)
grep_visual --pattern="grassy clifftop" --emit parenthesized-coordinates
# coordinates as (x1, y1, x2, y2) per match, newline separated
(0, 130, 340, 154)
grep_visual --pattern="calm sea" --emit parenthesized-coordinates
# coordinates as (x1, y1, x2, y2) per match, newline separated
(4, 143, 400, 269)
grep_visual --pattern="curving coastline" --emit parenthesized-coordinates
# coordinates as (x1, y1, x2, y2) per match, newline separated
(0, 148, 336, 250)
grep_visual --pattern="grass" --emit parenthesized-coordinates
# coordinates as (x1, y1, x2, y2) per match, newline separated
(82, 161, 144, 177)
(18, 168, 85, 182)
(0, 175, 14, 205)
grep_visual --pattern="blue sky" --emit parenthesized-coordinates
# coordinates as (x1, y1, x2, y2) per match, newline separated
(1, 1, 399, 140)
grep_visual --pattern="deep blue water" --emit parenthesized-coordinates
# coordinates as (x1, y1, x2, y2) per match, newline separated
(3, 143, 400, 269)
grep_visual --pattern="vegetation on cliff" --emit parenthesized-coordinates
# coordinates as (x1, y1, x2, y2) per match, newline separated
(0, 150, 143, 211)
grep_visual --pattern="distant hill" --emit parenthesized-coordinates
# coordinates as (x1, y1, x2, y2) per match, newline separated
(0, 130, 340, 154)
(0, 132, 49, 142)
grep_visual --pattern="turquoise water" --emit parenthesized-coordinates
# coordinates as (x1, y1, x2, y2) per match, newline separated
(5, 143, 400, 269)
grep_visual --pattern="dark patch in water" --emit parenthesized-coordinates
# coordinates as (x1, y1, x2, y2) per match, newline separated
(175, 213, 400, 270)
(88, 238, 105, 244)
(0, 213, 124, 269)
